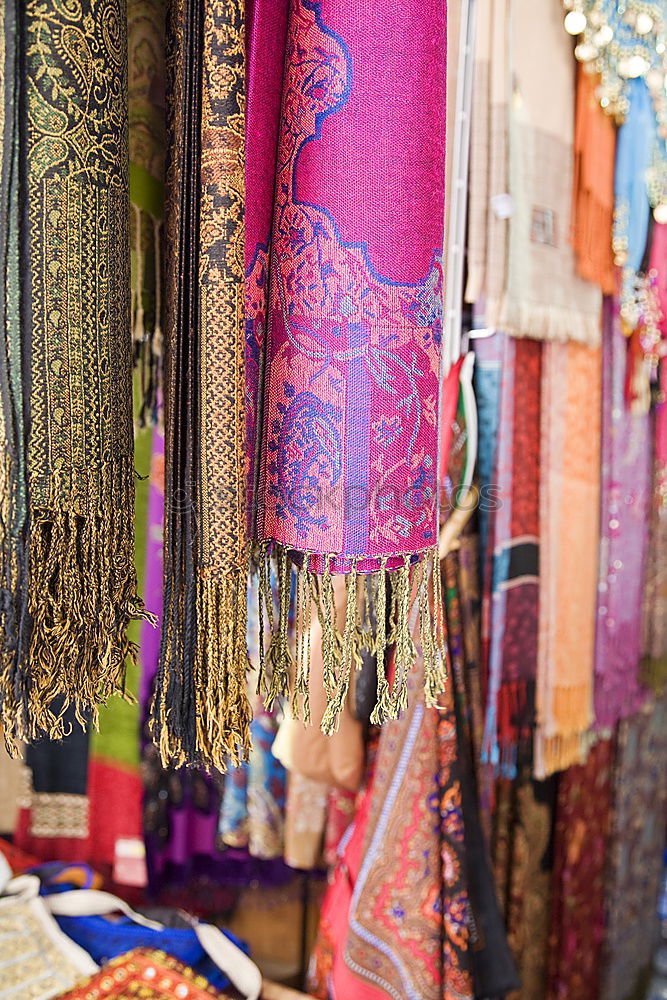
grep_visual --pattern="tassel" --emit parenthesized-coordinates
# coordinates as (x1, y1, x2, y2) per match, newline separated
(2, 459, 155, 750)
(321, 558, 358, 735)
(291, 553, 311, 721)
(369, 557, 391, 725)
(390, 554, 415, 717)
(265, 546, 292, 710)
(319, 554, 339, 702)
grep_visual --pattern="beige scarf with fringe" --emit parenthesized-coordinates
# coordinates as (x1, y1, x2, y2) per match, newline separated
(499, 0, 602, 345)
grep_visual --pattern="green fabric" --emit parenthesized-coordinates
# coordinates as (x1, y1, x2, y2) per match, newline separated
(92, 405, 153, 769)
(130, 162, 164, 220)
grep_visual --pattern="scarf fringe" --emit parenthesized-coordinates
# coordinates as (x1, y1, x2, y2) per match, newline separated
(152, 563, 252, 772)
(501, 299, 602, 348)
(0, 458, 155, 752)
(258, 542, 448, 737)
(152, 543, 448, 771)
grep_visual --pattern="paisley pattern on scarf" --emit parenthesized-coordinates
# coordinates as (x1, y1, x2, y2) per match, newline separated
(255, 0, 446, 567)
(338, 661, 473, 1000)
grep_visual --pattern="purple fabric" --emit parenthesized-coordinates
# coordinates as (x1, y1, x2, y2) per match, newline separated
(140, 428, 292, 893)
(593, 298, 650, 729)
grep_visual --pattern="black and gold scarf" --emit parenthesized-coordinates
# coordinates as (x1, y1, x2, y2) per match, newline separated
(153, 0, 248, 769)
(0, 0, 152, 746)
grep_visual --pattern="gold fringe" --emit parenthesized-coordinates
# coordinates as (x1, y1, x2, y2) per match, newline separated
(154, 541, 448, 767)
(255, 541, 447, 736)
(1, 459, 155, 751)
(155, 564, 251, 771)
(321, 558, 358, 735)
(265, 547, 292, 710)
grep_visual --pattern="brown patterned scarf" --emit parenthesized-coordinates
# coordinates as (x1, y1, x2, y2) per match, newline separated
(0, 0, 152, 746)
(153, 0, 249, 768)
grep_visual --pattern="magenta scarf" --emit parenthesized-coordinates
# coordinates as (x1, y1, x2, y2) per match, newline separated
(245, 0, 449, 729)
(593, 298, 650, 729)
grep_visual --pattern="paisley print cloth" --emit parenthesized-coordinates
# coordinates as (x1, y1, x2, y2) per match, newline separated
(248, 0, 450, 731)
(0, 0, 152, 746)
(310, 654, 474, 1000)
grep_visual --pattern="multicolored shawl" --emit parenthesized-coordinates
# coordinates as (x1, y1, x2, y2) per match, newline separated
(497, 340, 541, 769)
(481, 335, 541, 777)
(546, 738, 614, 1000)
(601, 697, 667, 1000)
(500, 0, 602, 345)
(0, 0, 151, 747)
(594, 297, 650, 730)
(311, 654, 474, 1000)
(157, 0, 450, 767)
(535, 341, 601, 777)
(249, 0, 449, 730)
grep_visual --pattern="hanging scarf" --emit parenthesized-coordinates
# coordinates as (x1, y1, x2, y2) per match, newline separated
(571, 68, 616, 296)
(614, 77, 654, 332)
(546, 738, 614, 1000)
(129, 0, 167, 424)
(535, 341, 601, 777)
(500, 0, 602, 346)
(0, 0, 152, 747)
(642, 221, 667, 688)
(252, 0, 449, 728)
(154, 0, 249, 768)
(312, 654, 474, 1000)
(601, 697, 667, 1000)
(479, 336, 541, 777)
(157, 0, 449, 767)
(593, 297, 650, 730)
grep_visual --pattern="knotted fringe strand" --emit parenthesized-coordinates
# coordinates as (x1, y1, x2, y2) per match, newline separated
(1, 459, 156, 750)
(0, 451, 29, 752)
(257, 543, 448, 735)
(154, 562, 251, 772)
